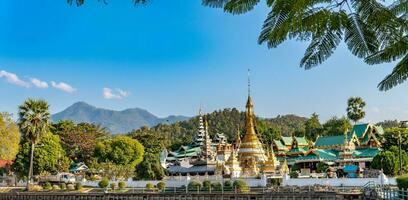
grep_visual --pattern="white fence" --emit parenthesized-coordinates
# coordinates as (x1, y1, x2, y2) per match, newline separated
(282, 173, 397, 187)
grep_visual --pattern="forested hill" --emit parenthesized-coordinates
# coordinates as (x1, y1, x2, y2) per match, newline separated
(135, 108, 308, 148)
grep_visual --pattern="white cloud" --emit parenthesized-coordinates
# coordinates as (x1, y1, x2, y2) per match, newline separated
(0, 70, 30, 88)
(30, 78, 48, 89)
(103, 87, 130, 99)
(51, 81, 76, 93)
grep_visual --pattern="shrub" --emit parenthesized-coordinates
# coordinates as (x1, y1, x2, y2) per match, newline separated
(75, 182, 82, 190)
(397, 175, 408, 189)
(223, 180, 233, 191)
(146, 182, 155, 190)
(43, 182, 52, 190)
(188, 181, 201, 191)
(233, 180, 249, 193)
(60, 183, 67, 190)
(202, 180, 211, 191)
(52, 185, 60, 190)
(27, 184, 43, 192)
(156, 181, 166, 191)
(110, 182, 117, 191)
(67, 184, 75, 191)
(211, 182, 222, 191)
(98, 178, 109, 189)
(118, 181, 127, 190)
(289, 171, 299, 178)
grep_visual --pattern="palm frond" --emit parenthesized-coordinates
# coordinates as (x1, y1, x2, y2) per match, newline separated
(258, 1, 292, 48)
(300, 29, 342, 69)
(202, 0, 230, 8)
(224, 0, 260, 15)
(378, 53, 408, 91)
(365, 37, 408, 64)
(344, 13, 379, 58)
(389, 0, 408, 16)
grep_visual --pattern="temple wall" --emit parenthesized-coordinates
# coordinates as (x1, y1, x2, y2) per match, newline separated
(81, 176, 267, 188)
(282, 174, 397, 187)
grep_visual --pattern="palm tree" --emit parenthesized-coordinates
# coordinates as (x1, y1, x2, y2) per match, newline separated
(346, 97, 366, 124)
(18, 99, 50, 186)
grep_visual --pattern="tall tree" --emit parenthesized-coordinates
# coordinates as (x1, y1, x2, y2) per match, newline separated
(52, 120, 109, 164)
(18, 99, 50, 184)
(0, 112, 20, 161)
(94, 136, 144, 167)
(13, 133, 69, 177)
(346, 97, 366, 124)
(322, 116, 352, 136)
(201, 0, 408, 91)
(305, 113, 322, 141)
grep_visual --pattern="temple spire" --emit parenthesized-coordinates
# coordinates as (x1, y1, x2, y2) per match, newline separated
(248, 68, 251, 97)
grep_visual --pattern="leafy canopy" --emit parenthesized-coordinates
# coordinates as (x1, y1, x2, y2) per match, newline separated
(202, 0, 408, 91)
(0, 112, 20, 161)
(346, 97, 366, 123)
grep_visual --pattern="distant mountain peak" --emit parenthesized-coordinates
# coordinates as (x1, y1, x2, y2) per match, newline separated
(52, 102, 189, 134)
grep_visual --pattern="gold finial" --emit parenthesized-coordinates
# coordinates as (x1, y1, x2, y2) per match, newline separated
(248, 68, 251, 97)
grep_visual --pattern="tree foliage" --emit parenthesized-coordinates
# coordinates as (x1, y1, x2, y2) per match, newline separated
(346, 97, 366, 124)
(381, 127, 408, 151)
(305, 113, 322, 140)
(202, 0, 408, 91)
(0, 112, 20, 161)
(13, 132, 69, 177)
(321, 116, 351, 136)
(371, 151, 399, 176)
(52, 120, 109, 164)
(94, 136, 144, 167)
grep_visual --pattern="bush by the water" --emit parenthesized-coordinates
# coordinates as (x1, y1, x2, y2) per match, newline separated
(27, 184, 43, 192)
(98, 178, 109, 189)
(188, 181, 202, 191)
(157, 181, 166, 191)
(223, 180, 233, 191)
(211, 182, 222, 191)
(118, 181, 127, 190)
(43, 182, 52, 190)
(67, 184, 75, 191)
(233, 180, 249, 193)
(202, 180, 211, 190)
(289, 171, 299, 178)
(60, 183, 67, 190)
(52, 185, 60, 190)
(75, 182, 82, 190)
(397, 175, 408, 189)
(146, 182, 155, 190)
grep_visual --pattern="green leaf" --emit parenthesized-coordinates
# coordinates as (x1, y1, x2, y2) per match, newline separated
(378, 53, 408, 91)
(224, 0, 260, 15)
(365, 37, 408, 65)
(300, 29, 342, 69)
(344, 13, 379, 58)
(202, 0, 230, 8)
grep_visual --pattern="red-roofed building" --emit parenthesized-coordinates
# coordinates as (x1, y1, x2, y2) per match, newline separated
(0, 160, 12, 169)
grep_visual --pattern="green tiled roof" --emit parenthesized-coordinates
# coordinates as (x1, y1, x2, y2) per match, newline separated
(295, 137, 308, 145)
(273, 139, 288, 150)
(315, 149, 338, 160)
(352, 148, 380, 158)
(315, 133, 353, 147)
(351, 123, 369, 138)
(288, 147, 309, 154)
(281, 137, 293, 146)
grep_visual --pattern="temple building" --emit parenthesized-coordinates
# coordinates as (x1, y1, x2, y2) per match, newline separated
(164, 110, 231, 175)
(273, 123, 383, 177)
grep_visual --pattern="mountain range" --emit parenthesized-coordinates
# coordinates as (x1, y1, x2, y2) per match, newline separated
(51, 102, 190, 133)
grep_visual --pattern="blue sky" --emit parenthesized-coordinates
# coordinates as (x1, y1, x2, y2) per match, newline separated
(0, 1, 407, 123)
